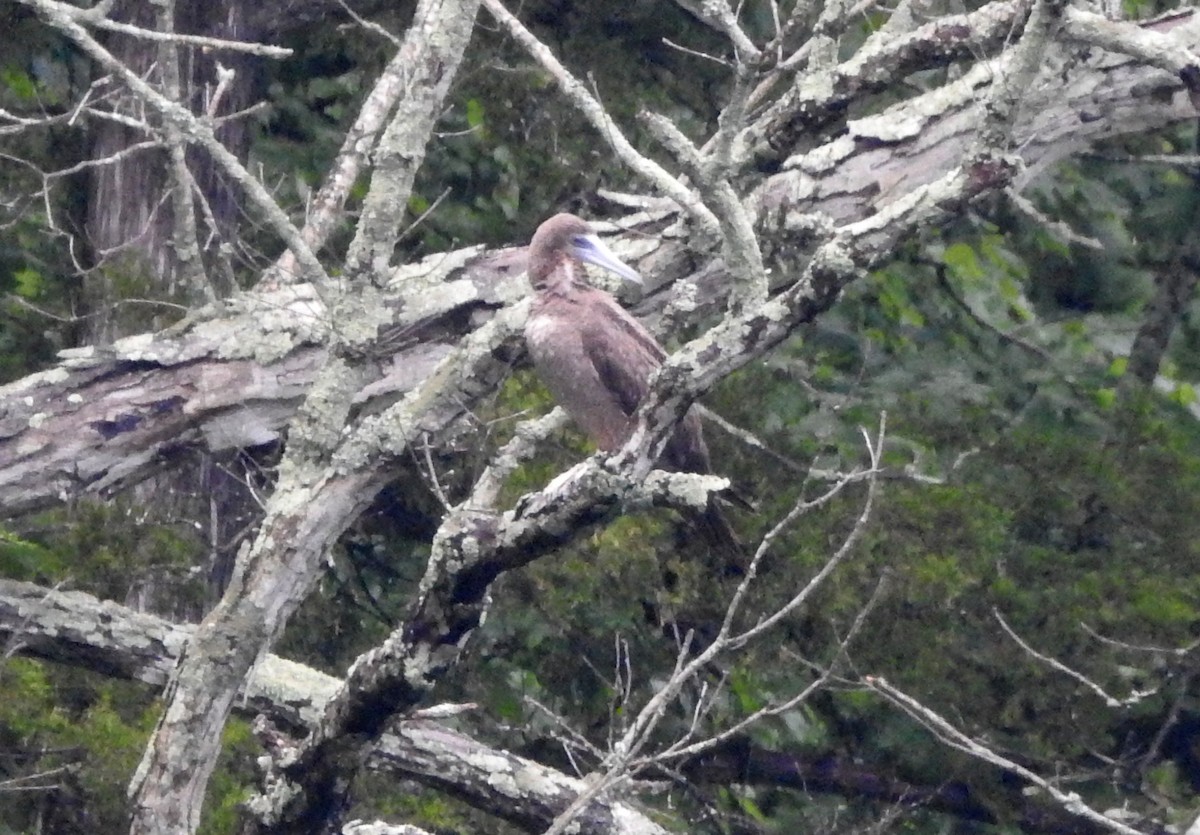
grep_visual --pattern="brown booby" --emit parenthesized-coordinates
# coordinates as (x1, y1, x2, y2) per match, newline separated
(524, 213, 742, 563)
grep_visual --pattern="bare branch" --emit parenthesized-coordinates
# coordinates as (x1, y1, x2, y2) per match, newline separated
(267, 41, 437, 285)
(994, 609, 1158, 708)
(0, 578, 671, 835)
(670, 0, 761, 60)
(747, 0, 1034, 162)
(542, 420, 884, 835)
(656, 561, 892, 766)
(1062, 6, 1200, 95)
(124, 0, 484, 830)
(155, 0, 214, 305)
(641, 109, 767, 307)
(865, 676, 1149, 835)
(19, 0, 330, 286)
(480, 0, 720, 240)
(59, 2, 293, 57)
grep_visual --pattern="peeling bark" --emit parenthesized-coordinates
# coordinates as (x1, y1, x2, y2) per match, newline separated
(3, 6, 1200, 834)
(0, 578, 671, 835)
(0, 578, 1136, 835)
(122, 1, 484, 831)
(4, 9, 1200, 514)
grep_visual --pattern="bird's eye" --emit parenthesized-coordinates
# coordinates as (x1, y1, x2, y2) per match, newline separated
(571, 235, 594, 250)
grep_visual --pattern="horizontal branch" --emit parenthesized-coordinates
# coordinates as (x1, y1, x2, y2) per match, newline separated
(0, 579, 668, 835)
(74, 8, 293, 57)
(4, 12, 1200, 516)
(0, 578, 1135, 835)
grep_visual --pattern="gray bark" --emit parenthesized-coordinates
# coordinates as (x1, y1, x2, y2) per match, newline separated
(0, 578, 1137, 835)
(3, 10, 1200, 514)
(122, 1, 483, 831)
(0, 578, 670, 835)
(3, 6, 1200, 834)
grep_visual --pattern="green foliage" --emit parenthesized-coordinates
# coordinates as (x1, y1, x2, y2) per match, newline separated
(16, 500, 206, 607)
(0, 527, 62, 579)
(357, 776, 477, 833)
(0, 497, 228, 832)
(0, 658, 257, 835)
(0, 9, 92, 381)
(1, 65, 38, 101)
(198, 719, 260, 835)
(1171, 381, 1197, 407)
(0, 659, 155, 830)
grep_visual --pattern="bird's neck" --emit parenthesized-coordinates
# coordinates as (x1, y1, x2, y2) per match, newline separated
(534, 255, 586, 297)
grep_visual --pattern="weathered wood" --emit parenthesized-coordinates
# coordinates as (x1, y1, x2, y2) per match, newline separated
(0, 578, 670, 835)
(0, 577, 1130, 835)
(3, 11, 1199, 518)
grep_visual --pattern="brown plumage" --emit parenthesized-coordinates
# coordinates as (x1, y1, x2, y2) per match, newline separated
(524, 213, 742, 564)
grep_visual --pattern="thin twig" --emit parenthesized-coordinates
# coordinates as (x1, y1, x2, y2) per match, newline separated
(866, 676, 1148, 835)
(62, 3, 292, 57)
(542, 415, 885, 835)
(481, 0, 718, 239)
(994, 609, 1156, 708)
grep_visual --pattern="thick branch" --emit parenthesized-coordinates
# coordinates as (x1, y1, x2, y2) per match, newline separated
(0, 579, 669, 835)
(748, 0, 1034, 162)
(0, 578, 1141, 835)
(125, 2, 482, 832)
(5, 16, 1200, 513)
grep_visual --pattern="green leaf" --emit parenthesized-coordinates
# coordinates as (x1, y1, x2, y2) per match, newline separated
(1093, 387, 1117, 409)
(1, 66, 37, 101)
(736, 793, 769, 823)
(1107, 357, 1128, 378)
(729, 669, 764, 714)
(13, 266, 43, 298)
(0, 528, 60, 578)
(465, 98, 485, 130)
(1171, 382, 1196, 406)
(942, 242, 985, 283)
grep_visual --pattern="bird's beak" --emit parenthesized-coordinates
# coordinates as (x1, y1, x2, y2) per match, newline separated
(573, 234, 643, 285)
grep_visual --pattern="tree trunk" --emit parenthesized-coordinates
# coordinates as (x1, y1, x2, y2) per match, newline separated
(84, 0, 260, 343)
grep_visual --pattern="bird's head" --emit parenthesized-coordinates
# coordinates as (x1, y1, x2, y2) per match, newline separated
(528, 213, 642, 289)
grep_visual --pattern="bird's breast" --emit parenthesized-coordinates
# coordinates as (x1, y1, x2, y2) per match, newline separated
(524, 310, 563, 353)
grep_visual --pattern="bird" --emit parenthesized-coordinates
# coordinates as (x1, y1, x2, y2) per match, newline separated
(523, 213, 743, 566)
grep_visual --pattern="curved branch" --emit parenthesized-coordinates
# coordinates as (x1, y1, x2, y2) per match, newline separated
(6, 12, 1200, 514)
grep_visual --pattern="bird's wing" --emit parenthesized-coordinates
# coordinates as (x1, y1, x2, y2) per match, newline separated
(579, 292, 664, 418)
(527, 295, 636, 451)
(579, 290, 715, 473)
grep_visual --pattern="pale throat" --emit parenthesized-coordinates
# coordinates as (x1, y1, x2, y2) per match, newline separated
(539, 255, 584, 295)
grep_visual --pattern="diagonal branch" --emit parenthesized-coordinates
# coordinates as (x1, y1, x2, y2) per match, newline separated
(0, 578, 1162, 835)
(481, 0, 721, 241)
(5, 12, 1200, 519)
(0, 578, 671, 835)
(866, 677, 1151, 835)
(19, 0, 330, 287)
(746, 0, 1034, 163)
(48, 1, 293, 57)
(123, 2, 483, 832)
(266, 41, 435, 286)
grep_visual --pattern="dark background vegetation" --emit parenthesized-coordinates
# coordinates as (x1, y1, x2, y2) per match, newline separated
(2, 0, 1200, 832)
